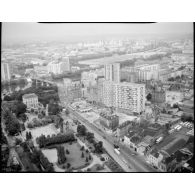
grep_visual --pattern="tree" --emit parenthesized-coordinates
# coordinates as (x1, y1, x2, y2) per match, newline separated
(173, 104, 179, 109)
(27, 122, 33, 129)
(29, 132, 32, 139)
(57, 146, 66, 164)
(67, 163, 71, 169)
(15, 138, 22, 145)
(89, 155, 92, 161)
(80, 146, 84, 151)
(66, 149, 70, 154)
(81, 152, 84, 158)
(5, 118, 20, 136)
(146, 93, 152, 101)
(86, 132, 94, 143)
(65, 109, 70, 115)
(3, 95, 12, 101)
(94, 141, 103, 154)
(14, 102, 27, 118)
(77, 125, 87, 136)
(85, 157, 88, 163)
(48, 102, 60, 115)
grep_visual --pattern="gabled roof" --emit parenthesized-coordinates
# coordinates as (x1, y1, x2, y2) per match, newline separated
(161, 138, 187, 156)
(150, 149, 160, 158)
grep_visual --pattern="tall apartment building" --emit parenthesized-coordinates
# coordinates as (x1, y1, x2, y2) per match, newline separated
(102, 81, 114, 107)
(1, 63, 11, 81)
(61, 56, 71, 72)
(120, 68, 139, 83)
(136, 64, 159, 81)
(61, 78, 82, 104)
(81, 71, 98, 87)
(102, 81, 145, 114)
(47, 57, 70, 75)
(104, 63, 120, 82)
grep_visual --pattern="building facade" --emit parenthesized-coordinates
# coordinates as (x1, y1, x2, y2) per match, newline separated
(47, 57, 70, 75)
(104, 63, 120, 82)
(61, 78, 82, 104)
(1, 63, 11, 81)
(102, 81, 146, 114)
(99, 112, 119, 130)
(120, 69, 139, 83)
(136, 64, 159, 81)
(81, 71, 98, 87)
(22, 93, 38, 109)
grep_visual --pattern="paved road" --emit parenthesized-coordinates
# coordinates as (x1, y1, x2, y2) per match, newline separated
(65, 108, 157, 172)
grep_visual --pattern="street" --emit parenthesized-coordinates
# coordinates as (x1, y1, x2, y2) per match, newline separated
(62, 108, 157, 172)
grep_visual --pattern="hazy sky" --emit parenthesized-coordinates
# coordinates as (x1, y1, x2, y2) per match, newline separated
(2, 22, 193, 44)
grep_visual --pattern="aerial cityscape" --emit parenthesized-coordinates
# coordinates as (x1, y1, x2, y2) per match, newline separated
(1, 22, 194, 172)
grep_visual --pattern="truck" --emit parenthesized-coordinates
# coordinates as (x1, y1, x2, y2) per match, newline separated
(155, 136, 163, 144)
(114, 148, 120, 155)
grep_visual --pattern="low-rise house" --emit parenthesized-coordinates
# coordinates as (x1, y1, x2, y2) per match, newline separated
(22, 93, 38, 109)
(129, 135, 142, 151)
(147, 150, 164, 168)
(159, 155, 176, 172)
(123, 130, 135, 145)
(137, 135, 154, 155)
(117, 120, 132, 138)
(159, 150, 191, 172)
(99, 112, 119, 130)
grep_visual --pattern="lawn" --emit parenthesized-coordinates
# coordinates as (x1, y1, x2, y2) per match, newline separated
(58, 142, 93, 170)
(42, 148, 58, 163)
(22, 124, 59, 146)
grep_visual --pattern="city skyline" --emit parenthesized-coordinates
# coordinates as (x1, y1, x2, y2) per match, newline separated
(2, 22, 193, 45)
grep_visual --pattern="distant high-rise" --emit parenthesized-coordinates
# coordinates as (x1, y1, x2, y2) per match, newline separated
(1, 63, 11, 82)
(104, 63, 120, 82)
(47, 56, 71, 75)
(62, 56, 71, 72)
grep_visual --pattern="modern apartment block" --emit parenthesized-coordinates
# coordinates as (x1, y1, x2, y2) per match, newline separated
(61, 78, 82, 104)
(47, 56, 70, 74)
(61, 56, 71, 72)
(104, 63, 120, 82)
(113, 82, 146, 114)
(102, 81, 146, 114)
(1, 63, 11, 81)
(136, 64, 159, 81)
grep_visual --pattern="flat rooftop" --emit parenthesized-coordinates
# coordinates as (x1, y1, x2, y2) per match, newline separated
(22, 93, 38, 99)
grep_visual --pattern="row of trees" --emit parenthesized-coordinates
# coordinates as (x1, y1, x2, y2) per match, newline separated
(26, 131, 33, 140)
(57, 146, 66, 164)
(77, 124, 104, 154)
(36, 133, 75, 148)
(30, 149, 54, 172)
(3, 85, 59, 107)
(27, 116, 53, 129)
(3, 108, 21, 136)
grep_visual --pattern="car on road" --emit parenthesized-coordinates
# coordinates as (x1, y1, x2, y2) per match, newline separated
(114, 148, 120, 155)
